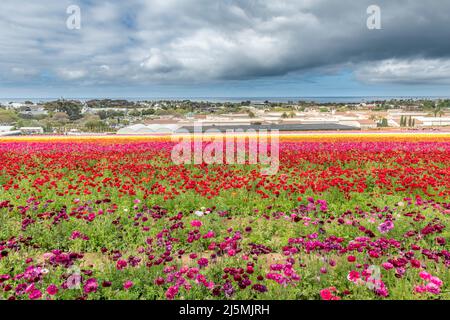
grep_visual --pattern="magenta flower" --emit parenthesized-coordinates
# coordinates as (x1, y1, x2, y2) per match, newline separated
(374, 281, 389, 297)
(419, 271, 431, 281)
(46, 284, 58, 296)
(70, 231, 82, 240)
(123, 280, 133, 290)
(320, 288, 332, 300)
(426, 282, 441, 294)
(83, 278, 98, 294)
(191, 220, 202, 228)
(430, 276, 443, 287)
(197, 258, 209, 268)
(189, 253, 198, 259)
(29, 289, 42, 300)
(382, 262, 394, 270)
(116, 259, 128, 270)
(347, 270, 362, 284)
(165, 285, 179, 300)
(414, 285, 427, 293)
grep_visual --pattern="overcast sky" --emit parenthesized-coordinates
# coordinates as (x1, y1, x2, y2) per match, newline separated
(1, 0, 450, 98)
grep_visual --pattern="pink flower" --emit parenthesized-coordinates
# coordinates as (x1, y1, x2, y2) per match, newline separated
(197, 258, 209, 268)
(414, 285, 426, 294)
(426, 282, 441, 295)
(375, 286, 389, 297)
(29, 289, 42, 300)
(42, 253, 53, 260)
(419, 271, 431, 281)
(320, 288, 332, 300)
(320, 287, 340, 300)
(382, 262, 394, 270)
(46, 284, 58, 296)
(191, 220, 202, 228)
(123, 280, 133, 290)
(155, 277, 165, 285)
(410, 259, 421, 268)
(189, 253, 198, 259)
(430, 276, 443, 287)
(347, 270, 361, 284)
(347, 256, 356, 263)
(116, 259, 128, 270)
(83, 278, 98, 294)
(202, 230, 215, 239)
(70, 231, 82, 240)
(165, 285, 179, 300)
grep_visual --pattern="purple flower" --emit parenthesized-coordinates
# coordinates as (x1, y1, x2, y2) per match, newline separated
(197, 258, 209, 268)
(29, 289, 42, 300)
(222, 281, 235, 298)
(83, 278, 98, 294)
(378, 221, 394, 234)
(252, 284, 268, 293)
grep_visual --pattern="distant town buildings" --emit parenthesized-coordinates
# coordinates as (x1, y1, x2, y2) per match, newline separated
(1, 98, 449, 135)
(412, 117, 450, 127)
(19, 127, 44, 135)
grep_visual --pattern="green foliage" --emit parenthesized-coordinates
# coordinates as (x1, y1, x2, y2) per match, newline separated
(0, 109, 19, 124)
(44, 100, 83, 121)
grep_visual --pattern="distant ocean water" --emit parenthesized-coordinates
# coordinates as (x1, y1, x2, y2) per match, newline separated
(1, 96, 449, 104)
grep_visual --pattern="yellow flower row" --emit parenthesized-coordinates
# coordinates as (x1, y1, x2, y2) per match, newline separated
(1, 132, 450, 143)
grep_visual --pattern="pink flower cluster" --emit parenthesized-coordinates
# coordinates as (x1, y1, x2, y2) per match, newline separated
(155, 265, 215, 300)
(320, 287, 340, 300)
(347, 268, 389, 297)
(70, 230, 89, 241)
(414, 271, 443, 295)
(266, 261, 301, 285)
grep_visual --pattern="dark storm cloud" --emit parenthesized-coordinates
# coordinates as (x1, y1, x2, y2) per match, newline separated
(0, 0, 449, 85)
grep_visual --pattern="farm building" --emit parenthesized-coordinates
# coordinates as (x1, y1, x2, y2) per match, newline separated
(117, 123, 180, 135)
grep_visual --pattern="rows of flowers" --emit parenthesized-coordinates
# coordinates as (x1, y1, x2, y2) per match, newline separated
(0, 135, 449, 300)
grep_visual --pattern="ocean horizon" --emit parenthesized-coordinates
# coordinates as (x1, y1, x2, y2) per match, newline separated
(1, 95, 449, 105)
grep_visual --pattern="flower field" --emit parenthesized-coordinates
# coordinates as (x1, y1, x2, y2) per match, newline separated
(0, 133, 449, 300)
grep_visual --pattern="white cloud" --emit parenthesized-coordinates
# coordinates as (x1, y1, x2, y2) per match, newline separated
(0, 0, 450, 87)
(355, 58, 450, 84)
(57, 68, 87, 80)
(11, 67, 38, 77)
(140, 49, 182, 73)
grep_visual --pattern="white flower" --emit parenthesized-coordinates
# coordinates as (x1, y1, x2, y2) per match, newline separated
(194, 211, 204, 217)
